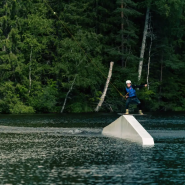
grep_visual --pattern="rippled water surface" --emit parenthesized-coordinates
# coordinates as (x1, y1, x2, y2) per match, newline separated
(0, 113, 185, 184)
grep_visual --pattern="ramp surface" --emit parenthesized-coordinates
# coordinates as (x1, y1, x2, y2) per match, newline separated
(102, 115, 154, 146)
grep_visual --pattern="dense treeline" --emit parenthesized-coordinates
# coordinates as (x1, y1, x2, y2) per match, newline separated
(0, 0, 185, 113)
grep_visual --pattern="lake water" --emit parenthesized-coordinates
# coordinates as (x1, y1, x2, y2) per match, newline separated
(0, 113, 185, 184)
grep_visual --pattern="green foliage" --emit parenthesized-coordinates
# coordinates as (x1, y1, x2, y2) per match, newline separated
(0, 82, 35, 113)
(67, 93, 93, 113)
(0, 0, 184, 113)
(10, 103, 35, 114)
(67, 102, 93, 113)
(29, 81, 58, 113)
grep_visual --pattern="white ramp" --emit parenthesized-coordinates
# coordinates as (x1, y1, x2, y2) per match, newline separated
(102, 115, 154, 146)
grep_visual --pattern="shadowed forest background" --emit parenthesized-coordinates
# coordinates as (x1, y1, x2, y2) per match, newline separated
(0, 0, 185, 113)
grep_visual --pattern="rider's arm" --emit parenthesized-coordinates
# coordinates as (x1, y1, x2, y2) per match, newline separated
(132, 85, 146, 89)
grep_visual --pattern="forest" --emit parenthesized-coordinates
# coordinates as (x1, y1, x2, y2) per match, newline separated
(0, 0, 185, 113)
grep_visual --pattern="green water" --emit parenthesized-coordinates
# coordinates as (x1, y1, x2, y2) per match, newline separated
(0, 113, 184, 184)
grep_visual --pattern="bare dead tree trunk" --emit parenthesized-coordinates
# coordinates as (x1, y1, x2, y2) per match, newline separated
(138, 7, 150, 81)
(104, 102, 113, 112)
(28, 47, 32, 94)
(147, 35, 153, 90)
(61, 75, 77, 113)
(2, 45, 6, 52)
(95, 62, 114, 112)
(121, 1, 124, 67)
(3, 1, 7, 52)
(108, 104, 113, 112)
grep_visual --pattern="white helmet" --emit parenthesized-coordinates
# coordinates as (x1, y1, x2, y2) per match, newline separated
(126, 80, 131, 84)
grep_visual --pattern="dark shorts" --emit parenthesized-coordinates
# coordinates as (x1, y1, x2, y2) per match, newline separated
(126, 97, 142, 109)
(126, 97, 141, 105)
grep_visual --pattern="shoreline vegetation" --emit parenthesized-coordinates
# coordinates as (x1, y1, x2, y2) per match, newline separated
(0, 0, 185, 114)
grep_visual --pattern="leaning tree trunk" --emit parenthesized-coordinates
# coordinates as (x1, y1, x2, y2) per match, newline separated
(147, 35, 153, 90)
(28, 47, 33, 94)
(61, 75, 77, 113)
(2, 1, 7, 52)
(121, 1, 124, 67)
(95, 62, 114, 112)
(138, 7, 150, 81)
